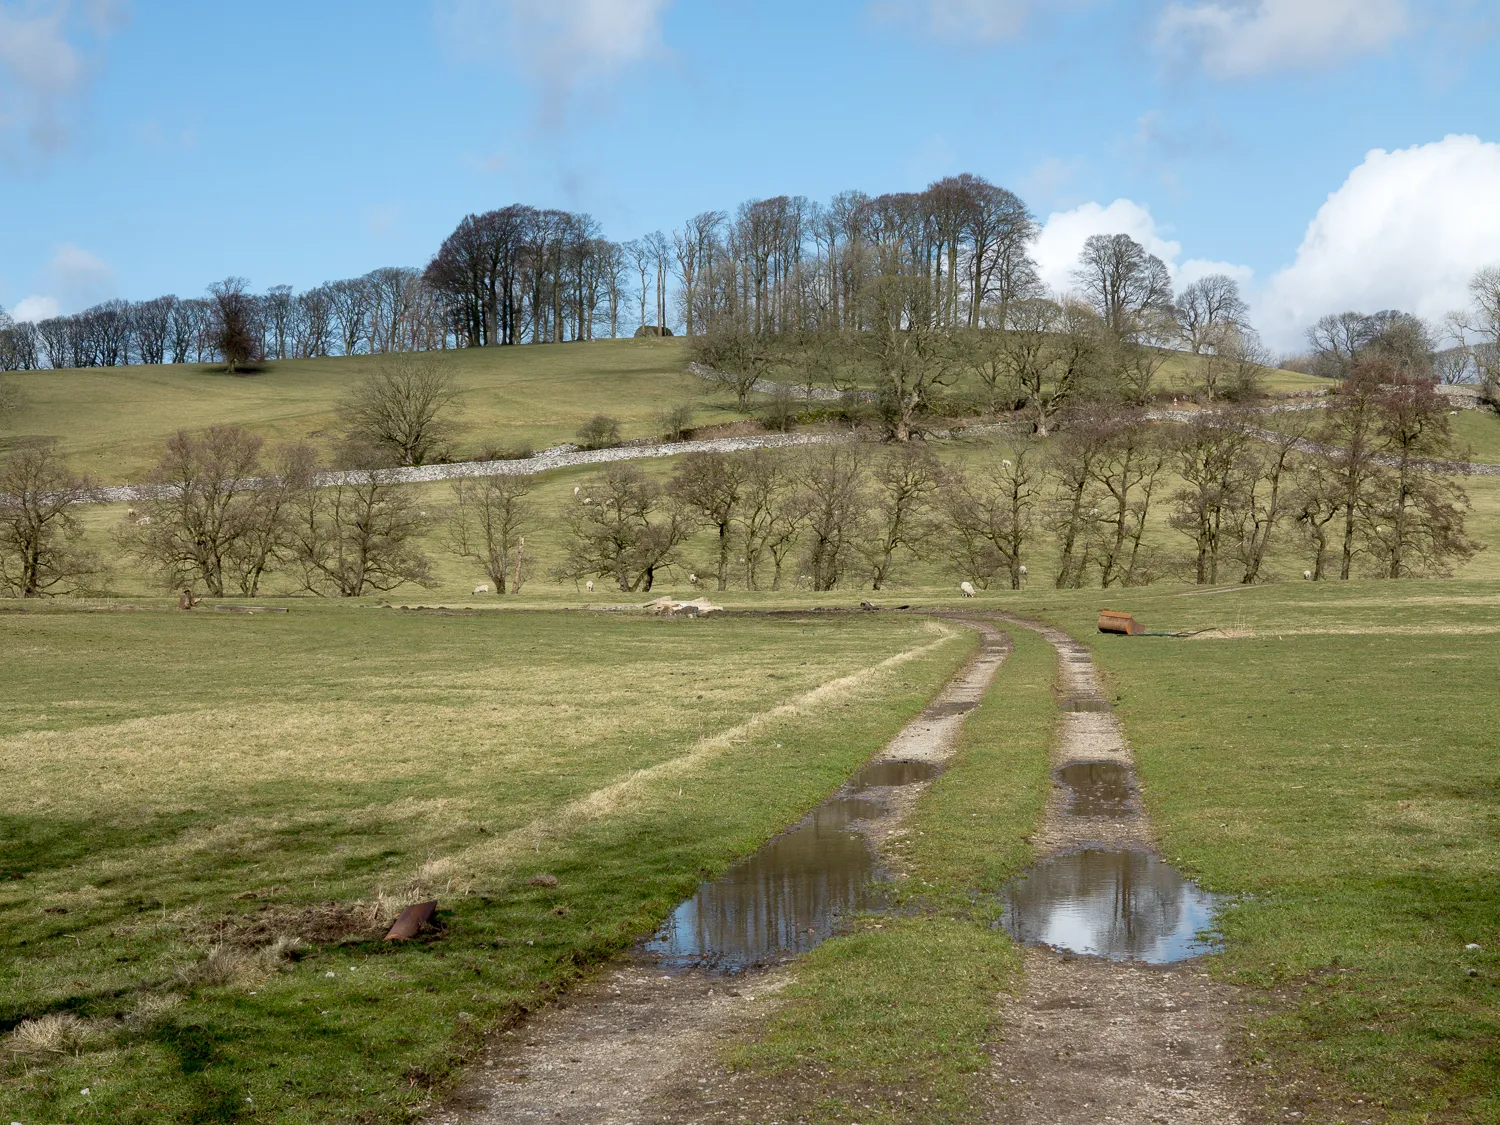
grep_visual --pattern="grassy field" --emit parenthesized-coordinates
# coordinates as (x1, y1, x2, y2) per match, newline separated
(0, 339, 1333, 488)
(0, 603, 975, 1124)
(0, 339, 746, 484)
(1007, 581, 1500, 1124)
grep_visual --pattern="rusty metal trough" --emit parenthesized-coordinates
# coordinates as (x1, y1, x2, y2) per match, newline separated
(1097, 610, 1145, 636)
(384, 900, 439, 941)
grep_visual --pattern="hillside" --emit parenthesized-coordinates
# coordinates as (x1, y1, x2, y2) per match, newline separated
(0, 338, 740, 485)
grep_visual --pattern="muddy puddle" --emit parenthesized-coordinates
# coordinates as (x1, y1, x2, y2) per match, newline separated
(1056, 761, 1134, 817)
(1000, 848, 1222, 963)
(852, 759, 943, 788)
(642, 754, 947, 972)
(642, 795, 886, 972)
(1060, 696, 1114, 712)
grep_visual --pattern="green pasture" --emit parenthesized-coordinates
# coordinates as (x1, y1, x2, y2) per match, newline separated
(0, 339, 743, 484)
(0, 338, 1332, 489)
(0, 604, 974, 1124)
(1010, 581, 1500, 1124)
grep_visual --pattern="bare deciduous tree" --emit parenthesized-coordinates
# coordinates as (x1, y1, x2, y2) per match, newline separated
(291, 471, 435, 597)
(737, 448, 805, 591)
(337, 354, 462, 467)
(1365, 375, 1478, 577)
(940, 437, 1044, 590)
(1091, 413, 1166, 588)
(689, 326, 779, 410)
(858, 445, 939, 589)
(1168, 412, 1256, 585)
(1175, 275, 1248, 354)
(0, 440, 102, 597)
(1072, 234, 1173, 340)
(669, 452, 748, 591)
(448, 475, 535, 593)
(125, 426, 269, 596)
(555, 464, 697, 592)
(800, 445, 868, 591)
(208, 277, 260, 372)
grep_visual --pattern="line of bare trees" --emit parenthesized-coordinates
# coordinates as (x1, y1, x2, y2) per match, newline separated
(0, 362, 1475, 600)
(0, 267, 456, 372)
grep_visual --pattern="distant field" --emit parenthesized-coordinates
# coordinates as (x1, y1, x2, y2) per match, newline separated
(0, 605, 973, 1125)
(0, 339, 746, 484)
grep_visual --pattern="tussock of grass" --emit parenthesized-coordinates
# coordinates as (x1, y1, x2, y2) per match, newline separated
(5, 1011, 92, 1058)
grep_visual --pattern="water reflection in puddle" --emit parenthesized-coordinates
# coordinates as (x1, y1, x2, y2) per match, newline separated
(643, 797, 885, 972)
(1056, 761, 1134, 817)
(852, 759, 942, 788)
(1060, 696, 1113, 712)
(1000, 849, 1222, 963)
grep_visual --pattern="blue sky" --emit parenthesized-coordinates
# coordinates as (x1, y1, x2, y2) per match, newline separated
(2, 0, 1499, 348)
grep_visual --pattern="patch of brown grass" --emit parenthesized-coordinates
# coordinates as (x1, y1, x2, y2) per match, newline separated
(4, 1012, 92, 1058)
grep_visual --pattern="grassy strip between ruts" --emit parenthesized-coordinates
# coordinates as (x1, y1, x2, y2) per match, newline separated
(1013, 583, 1500, 1125)
(717, 623, 1058, 1124)
(0, 608, 974, 1125)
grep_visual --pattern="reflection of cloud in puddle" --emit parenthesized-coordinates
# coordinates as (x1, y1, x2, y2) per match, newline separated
(1002, 849, 1221, 963)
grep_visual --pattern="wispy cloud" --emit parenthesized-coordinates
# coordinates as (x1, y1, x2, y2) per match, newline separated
(434, 0, 671, 118)
(869, 0, 1098, 44)
(1156, 0, 1408, 78)
(0, 0, 128, 156)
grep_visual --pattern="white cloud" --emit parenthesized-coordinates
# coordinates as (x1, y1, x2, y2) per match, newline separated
(12, 295, 60, 321)
(0, 0, 127, 154)
(871, 0, 1094, 43)
(1033, 198, 1187, 294)
(436, 0, 670, 92)
(38, 242, 114, 309)
(1157, 0, 1408, 78)
(1257, 135, 1500, 350)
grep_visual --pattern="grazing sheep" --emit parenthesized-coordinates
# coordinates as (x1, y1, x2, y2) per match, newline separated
(688, 573, 699, 586)
(960, 581, 976, 598)
(1018, 565, 1028, 577)
(573, 486, 581, 496)
(473, 584, 490, 595)
(1303, 570, 1313, 580)
(126, 507, 138, 519)
(585, 580, 595, 592)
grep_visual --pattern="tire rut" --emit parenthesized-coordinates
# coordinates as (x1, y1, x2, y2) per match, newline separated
(426, 619, 1012, 1125)
(983, 615, 1253, 1125)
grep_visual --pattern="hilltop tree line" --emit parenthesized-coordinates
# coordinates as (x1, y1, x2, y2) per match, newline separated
(1, 350, 1474, 598)
(4, 174, 1496, 411)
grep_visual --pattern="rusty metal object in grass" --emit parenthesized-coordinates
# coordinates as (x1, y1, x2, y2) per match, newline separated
(1097, 610, 1145, 635)
(384, 900, 439, 941)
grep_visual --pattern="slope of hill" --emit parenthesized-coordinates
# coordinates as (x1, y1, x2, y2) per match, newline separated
(0, 338, 739, 485)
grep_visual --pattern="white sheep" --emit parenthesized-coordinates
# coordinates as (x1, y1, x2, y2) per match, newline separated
(573, 485, 581, 496)
(1303, 570, 1313, 580)
(960, 581, 976, 598)
(473, 584, 490, 595)
(585, 580, 595, 592)
(688, 573, 699, 586)
(1018, 565, 1028, 577)
(126, 507, 138, 519)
